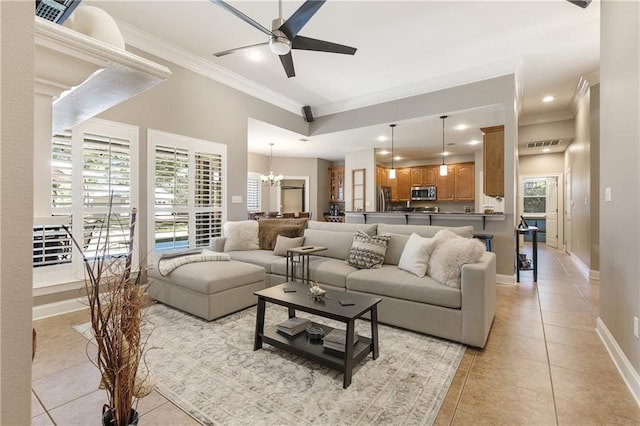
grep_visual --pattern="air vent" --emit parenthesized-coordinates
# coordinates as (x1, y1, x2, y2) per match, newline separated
(527, 139, 561, 148)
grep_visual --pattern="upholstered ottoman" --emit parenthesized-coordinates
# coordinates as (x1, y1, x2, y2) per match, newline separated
(148, 259, 265, 321)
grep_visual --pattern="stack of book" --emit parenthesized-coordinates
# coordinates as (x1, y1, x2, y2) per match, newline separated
(322, 328, 359, 352)
(276, 317, 311, 336)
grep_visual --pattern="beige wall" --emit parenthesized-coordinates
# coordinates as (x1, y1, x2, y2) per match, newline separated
(600, 0, 640, 377)
(0, 2, 34, 422)
(589, 85, 600, 272)
(519, 119, 574, 145)
(519, 152, 565, 176)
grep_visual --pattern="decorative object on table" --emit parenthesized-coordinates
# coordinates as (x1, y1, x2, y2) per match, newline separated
(64, 203, 153, 426)
(305, 325, 325, 342)
(518, 215, 529, 229)
(308, 281, 327, 301)
(322, 328, 359, 353)
(276, 317, 311, 336)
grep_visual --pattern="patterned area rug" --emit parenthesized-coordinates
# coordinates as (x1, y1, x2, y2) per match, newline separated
(76, 303, 465, 425)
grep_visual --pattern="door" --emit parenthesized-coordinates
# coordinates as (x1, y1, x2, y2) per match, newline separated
(545, 177, 558, 248)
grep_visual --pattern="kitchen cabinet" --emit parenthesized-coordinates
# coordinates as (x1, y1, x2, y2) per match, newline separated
(410, 167, 423, 186)
(455, 162, 475, 201)
(397, 168, 411, 201)
(436, 163, 474, 201)
(437, 165, 455, 201)
(376, 165, 388, 187)
(328, 167, 344, 202)
(481, 125, 504, 197)
(422, 166, 438, 186)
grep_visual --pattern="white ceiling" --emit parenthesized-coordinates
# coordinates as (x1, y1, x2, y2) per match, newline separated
(86, 0, 600, 161)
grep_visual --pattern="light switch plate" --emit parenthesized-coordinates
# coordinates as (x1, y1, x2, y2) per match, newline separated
(231, 195, 242, 204)
(605, 187, 612, 202)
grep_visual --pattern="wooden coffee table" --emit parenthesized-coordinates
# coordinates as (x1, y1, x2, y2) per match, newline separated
(254, 282, 381, 388)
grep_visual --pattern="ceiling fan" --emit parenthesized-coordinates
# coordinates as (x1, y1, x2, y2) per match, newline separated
(210, 0, 357, 78)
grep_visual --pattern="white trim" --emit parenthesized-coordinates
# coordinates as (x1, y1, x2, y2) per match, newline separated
(589, 269, 600, 280)
(596, 317, 640, 408)
(496, 274, 516, 285)
(569, 251, 590, 280)
(32, 298, 87, 320)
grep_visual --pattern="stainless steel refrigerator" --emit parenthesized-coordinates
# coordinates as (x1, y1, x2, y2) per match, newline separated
(376, 186, 392, 212)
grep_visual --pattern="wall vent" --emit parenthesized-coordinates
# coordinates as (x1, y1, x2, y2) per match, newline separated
(527, 139, 561, 148)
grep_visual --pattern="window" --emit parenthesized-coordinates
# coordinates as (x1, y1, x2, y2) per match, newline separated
(148, 130, 226, 261)
(523, 178, 546, 214)
(247, 172, 261, 212)
(34, 119, 139, 287)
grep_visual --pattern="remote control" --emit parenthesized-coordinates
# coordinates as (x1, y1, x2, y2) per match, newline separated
(339, 300, 355, 306)
(283, 288, 297, 293)
(301, 246, 314, 250)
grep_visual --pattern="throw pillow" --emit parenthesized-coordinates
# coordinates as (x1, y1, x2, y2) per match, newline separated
(258, 218, 308, 250)
(223, 220, 260, 252)
(397, 233, 437, 277)
(345, 231, 391, 269)
(273, 235, 305, 256)
(428, 236, 486, 288)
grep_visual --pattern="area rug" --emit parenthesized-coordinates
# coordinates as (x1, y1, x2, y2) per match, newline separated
(76, 303, 465, 425)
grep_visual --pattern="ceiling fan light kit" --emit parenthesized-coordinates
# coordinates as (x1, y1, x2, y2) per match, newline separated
(212, 0, 357, 78)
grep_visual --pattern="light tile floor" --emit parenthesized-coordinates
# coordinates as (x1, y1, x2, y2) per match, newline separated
(32, 244, 640, 425)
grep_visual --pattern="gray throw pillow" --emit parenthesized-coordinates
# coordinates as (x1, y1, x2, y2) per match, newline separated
(346, 231, 391, 269)
(273, 235, 305, 256)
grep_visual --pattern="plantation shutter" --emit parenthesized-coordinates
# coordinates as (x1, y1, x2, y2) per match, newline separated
(247, 173, 261, 212)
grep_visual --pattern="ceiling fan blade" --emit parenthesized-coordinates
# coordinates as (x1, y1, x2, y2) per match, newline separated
(209, 0, 273, 36)
(279, 52, 296, 78)
(566, 0, 591, 8)
(280, 0, 326, 39)
(292, 36, 357, 55)
(214, 42, 269, 57)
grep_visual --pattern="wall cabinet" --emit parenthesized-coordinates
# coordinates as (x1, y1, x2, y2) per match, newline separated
(376, 165, 388, 187)
(422, 166, 438, 186)
(481, 125, 504, 197)
(436, 162, 475, 202)
(328, 167, 344, 202)
(394, 168, 411, 201)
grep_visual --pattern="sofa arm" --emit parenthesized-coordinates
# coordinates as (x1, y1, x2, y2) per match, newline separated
(210, 236, 226, 252)
(460, 251, 496, 348)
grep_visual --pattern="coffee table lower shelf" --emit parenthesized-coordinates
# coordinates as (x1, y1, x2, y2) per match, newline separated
(261, 322, 373, 372)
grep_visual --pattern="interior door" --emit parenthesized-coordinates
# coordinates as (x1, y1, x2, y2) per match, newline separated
(545, 177, 558, 248)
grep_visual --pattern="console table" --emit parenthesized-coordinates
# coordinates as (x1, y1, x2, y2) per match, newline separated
(515, 226, 539, 282)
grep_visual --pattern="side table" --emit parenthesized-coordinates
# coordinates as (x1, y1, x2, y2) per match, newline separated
(515, 226, 539, 282)
(286, 246, 327, 285)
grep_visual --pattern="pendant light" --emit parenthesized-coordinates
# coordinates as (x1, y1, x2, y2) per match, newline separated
(439, 115, 448, 177)
(260, 142, 283, 186)
(388, 124, 397, 179)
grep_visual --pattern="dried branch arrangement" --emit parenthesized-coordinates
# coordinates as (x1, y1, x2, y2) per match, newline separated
(65, 207, 153, 425)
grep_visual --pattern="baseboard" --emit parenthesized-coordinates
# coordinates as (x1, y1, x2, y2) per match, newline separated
(589, 269, 600, 280)
(569, 252, 590, 279)
(596, 317, 640, 407)
(32, 298, 87, 320)
(496, 274, 515, 285)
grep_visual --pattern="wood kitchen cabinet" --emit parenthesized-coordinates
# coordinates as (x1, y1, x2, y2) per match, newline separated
(422, 166, 438, 186)
(410, 167, 423, 186)
(436, 163, 475, 201)
(328, 167, 344, 202)
(397, 168, 411, 201)
(376, 165, 388, 187)
(481, 125, 504, 197)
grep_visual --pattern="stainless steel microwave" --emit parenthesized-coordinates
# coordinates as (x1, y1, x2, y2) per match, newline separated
(411, 186, 437, 201)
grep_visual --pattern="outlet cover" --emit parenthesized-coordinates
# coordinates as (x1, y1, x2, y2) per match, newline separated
(605, 187, 612, 202)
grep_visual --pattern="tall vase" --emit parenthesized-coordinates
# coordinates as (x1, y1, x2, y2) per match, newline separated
(102, 408, 139, 426)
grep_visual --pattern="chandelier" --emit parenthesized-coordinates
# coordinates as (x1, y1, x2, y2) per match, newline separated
(260, 142, 283, 186)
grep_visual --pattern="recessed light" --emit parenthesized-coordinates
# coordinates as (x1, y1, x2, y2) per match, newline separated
(442, 152, 449, 157)
(542, 95, 554, 103)
(468, 139, 481, 145)
(247, 50, 263, 62)
(393, 156, 401, 161)
(378, 150, 390, 155)
(542, 148, 551, 153)
(455, 124, 468, 130)
(377, 136, 387, 142)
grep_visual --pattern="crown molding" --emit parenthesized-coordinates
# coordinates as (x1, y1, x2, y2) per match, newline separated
(115, 19, 304, 116)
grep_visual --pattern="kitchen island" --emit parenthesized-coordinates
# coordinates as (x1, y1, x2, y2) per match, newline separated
(345, 211, 506, 230)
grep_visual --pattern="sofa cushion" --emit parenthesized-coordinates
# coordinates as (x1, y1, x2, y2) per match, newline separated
(428, 234, 486, 288)
(397, 233, 436, 277)
(303, 229, 357, 260)
(307, 220, 377, 236)
(346, 231, 391, 269)
(257, 218, 308, 250)
(227, 249, 281, 273)
(273, 235, 305, 256)
(223, 220, 259, 251)
(377, 223, 474, 238)
(383, 233, 409, 265)
(346, 265, 461, 308)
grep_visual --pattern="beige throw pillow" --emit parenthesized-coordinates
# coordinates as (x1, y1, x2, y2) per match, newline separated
(223, 220, 260, 252)
(397, 233, 436, 277)
(273, 235, 305, 256)
(346, 231, 391, 269)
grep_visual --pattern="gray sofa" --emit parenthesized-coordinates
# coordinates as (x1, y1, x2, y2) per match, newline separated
(150, 220, 496, 348)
